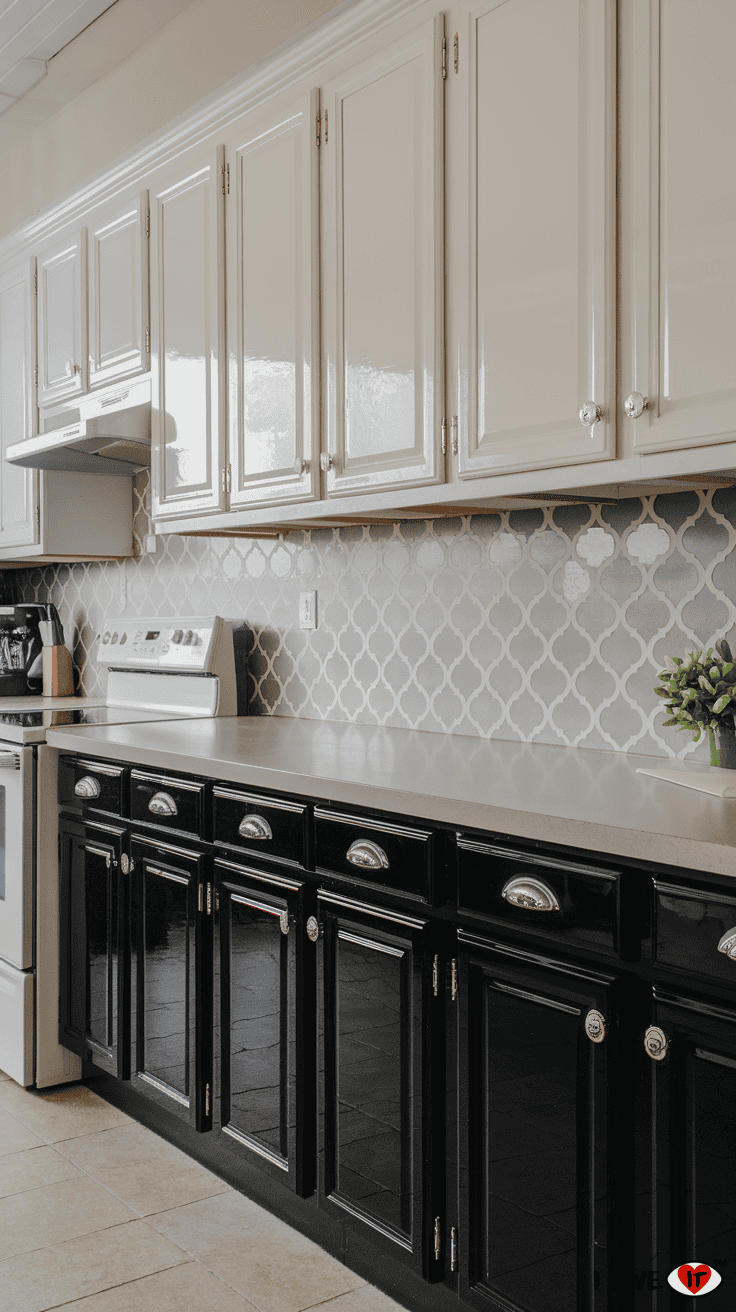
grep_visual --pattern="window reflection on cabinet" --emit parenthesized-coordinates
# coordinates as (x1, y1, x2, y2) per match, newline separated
(150, 147, 226, 521)
(37, 229, 87, 407)
(88, 190, 149, 390)
(0, 259, 39, 549)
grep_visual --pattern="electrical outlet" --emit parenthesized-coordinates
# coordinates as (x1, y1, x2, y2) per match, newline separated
(299, 591, 317, 629)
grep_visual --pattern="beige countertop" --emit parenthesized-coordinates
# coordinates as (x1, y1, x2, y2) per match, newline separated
(46, 716, 736, 879)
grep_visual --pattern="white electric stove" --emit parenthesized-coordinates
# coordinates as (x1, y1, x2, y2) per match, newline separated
(0, 615, 237, 1087)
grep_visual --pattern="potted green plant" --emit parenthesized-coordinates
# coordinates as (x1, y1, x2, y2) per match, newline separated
(656, 639, 736, 767)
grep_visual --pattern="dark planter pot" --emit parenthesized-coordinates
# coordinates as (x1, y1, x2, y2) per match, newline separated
(709, 725, 736, 769)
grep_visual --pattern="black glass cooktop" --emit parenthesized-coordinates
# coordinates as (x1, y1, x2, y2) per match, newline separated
(0, 706, 184, 728)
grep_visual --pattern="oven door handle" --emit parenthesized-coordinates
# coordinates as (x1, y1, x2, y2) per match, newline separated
(0, 752, 20, 770)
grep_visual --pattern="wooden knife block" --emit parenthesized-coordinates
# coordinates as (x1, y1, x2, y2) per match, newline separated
(42, 645, 75, 697)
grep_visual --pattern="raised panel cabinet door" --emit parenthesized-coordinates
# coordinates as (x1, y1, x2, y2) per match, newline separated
(150, 147, 227, 521)
(37, 229, 87, 405)
(130, 836, 212, 1129)
(214, 859, 317, 1195)
(620, 0, 736, 457)
(0, 259, 39, 549)
(453, 0, 616, 477)
(318, 892, 443, 1277)
(457, 932, 622, 1312)
(58, 818, 127, 1079)
(88, 191, 149, 389)
(321, 17, 445, 497)
(226, 91, 320, 508)
(641, 992, 736, 1310)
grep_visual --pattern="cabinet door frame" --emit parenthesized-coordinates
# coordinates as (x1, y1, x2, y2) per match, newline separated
(37, 228, 88, 406)
(321, 15, 445, 497)
(226, 90, 321, 509)
(0, 257, 39, 549)
(214, 857, 317, 1195)
(457, 930, 620, 1312)
(318, 889, 444, 1278)
(454, 0, 616, 478)
(150, 146, 227, 521)
(88, 189, 150, 390)
(130, 833, 212, 1131)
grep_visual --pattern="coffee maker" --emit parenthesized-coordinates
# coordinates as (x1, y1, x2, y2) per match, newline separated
(0, 605, 46, 696)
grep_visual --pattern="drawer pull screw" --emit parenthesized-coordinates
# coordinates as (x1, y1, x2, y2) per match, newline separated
(584, 1009, 606, 1043)
(717, 927, 736, 960)
(644, 1025, 669, 1062)
(501, 876, 560, 912)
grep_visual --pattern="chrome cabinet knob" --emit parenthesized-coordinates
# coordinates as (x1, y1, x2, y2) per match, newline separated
(644, 1025, 668, 1061)
(319, 452, 334, 472)
(148, 791, 178, 817)
(347, 839, 390, 871)
(501, 875, 560, 912)
(624, 391, 648, 420)
(293, 457, 309, 475)
(584, 1009, 606, 1043)
(238, 814, 272, 841)
(75, 776, 101, 799)
(579, 402, 602, 427)
(717, 927, 736, 960)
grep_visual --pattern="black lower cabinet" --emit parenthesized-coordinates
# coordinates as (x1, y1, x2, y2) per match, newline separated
(213, 857, 317, 1196)
(59, 815, 127, 1079)
(129, 834, 212, 1131)
(318, 890, 445, 1280)
(642, 990, 736, 1310)
(457, 930, 622, 1312)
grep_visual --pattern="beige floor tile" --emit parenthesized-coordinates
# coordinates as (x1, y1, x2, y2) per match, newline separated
(317, 1287, 405, 1312)
(0, 1175, 136, 1261)
(200, 1228, 365, 1312)
(58, 1123, 229, 1216)
(148, 1191, 273, 1256)
(0, 1105, 45, 1157)
(0, 1069, 11, 1080)
(54, 1261, 257, 1311)
(0, 1083, 130, 1144)
(0, 1143, 81, 1198)
(0, 1218, 187, 1312)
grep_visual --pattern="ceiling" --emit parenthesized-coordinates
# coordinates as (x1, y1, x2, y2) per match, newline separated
(0, 0, 198, 155)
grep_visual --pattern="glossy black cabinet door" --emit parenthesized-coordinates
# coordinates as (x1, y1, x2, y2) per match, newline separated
(130, 835, 211, 1131)
(59, 816, 127, 1078)
(213, 858, 317, 1195)
(457, 931, 619, 1312)
(643, 992, 736, 1310)
(318, 891, 443, 1278)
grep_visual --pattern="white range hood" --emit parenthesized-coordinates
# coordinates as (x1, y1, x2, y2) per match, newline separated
(6, 373, 151, 476)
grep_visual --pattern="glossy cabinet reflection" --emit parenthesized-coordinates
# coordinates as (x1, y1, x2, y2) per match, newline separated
(88, 190, 149, 390)
(130, 835, 212, 1130)
(150, 145, 227, 521)
(321, 17, 445, 497)
(214, 858, 317, 1195)
(226, 91, 320, 509)
(0, 260, 39, 550)
(59, 817, 127, 1079)
(37, 229, 87, 407)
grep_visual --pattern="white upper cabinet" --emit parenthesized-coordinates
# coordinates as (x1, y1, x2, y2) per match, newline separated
(321, 16, 445, 497)
(226, 91, 320, 509)
(88, 190, 150, 390)
(150, 146, 227, 521)
(453, 0, 616, 478)
(620, 0, 736, 456)
(0, 260, 39, 549)
(37, 229, 87, 407)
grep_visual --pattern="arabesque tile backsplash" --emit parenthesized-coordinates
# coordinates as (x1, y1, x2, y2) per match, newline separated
(17, 475, 736, 761)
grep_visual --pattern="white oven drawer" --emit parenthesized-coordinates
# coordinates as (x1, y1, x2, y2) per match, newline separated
(0, 959, 33, 1086)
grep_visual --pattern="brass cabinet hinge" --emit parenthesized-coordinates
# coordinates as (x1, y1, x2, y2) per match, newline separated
(432, 954, 439, 997)
(450, 1226, 458, 1272)
(441, 34, 447, 79)
(145, 207, 150, 238)
(34, 364, 38, 388)
(434, 1216, 441, 1260)
(453, 32, 459, 74)
(145, 325, 150, 355)
(221, 465, 232, 495)
(205, 1083, 210, 1115)
(316, 111, 321, 146)
(222, 162, 229, 195)
(226, 163, 230, 194)
(450, 416, 458, 455)
(451, 958, 458, 1001)
(324, 108, 328, 143)
(441, 416, 447, 455)
(35, 504, 40, 528)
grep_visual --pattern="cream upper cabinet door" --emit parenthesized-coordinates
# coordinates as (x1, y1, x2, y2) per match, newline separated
(321, 16, 445, 497)
(37, 229, 87, 407)
(226, 91, 320, 509)
(0, 260, 39, 549)
(620, 0, 736, 456)
(88, 191, 149, 390)
(150, 147, 227, 521)
(453, 0, 616, 478)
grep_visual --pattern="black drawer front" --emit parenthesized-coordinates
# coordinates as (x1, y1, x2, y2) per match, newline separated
(457, 839, 620, 956)
(213, 787, 307, 867)
(655, 881, 736, 987)
(130, 770, 205, 838)
(59, 755, 126, 816)
(315, 807, 432, 900)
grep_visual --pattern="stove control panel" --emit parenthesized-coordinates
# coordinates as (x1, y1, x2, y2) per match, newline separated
(97, 616, 222, 672)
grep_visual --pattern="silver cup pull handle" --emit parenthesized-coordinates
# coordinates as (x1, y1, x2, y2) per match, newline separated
(717, 927, 736, 961)
(502, 876, 560, 912)
(75, 775, 101, 798)
(347, 839, 390, 871)
(238, 814, 273, 841)
(148, 791, 178, 817)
